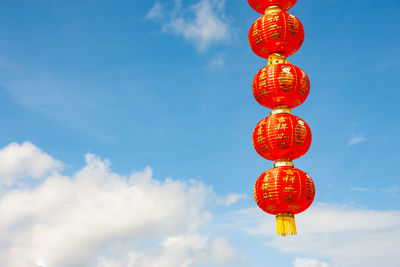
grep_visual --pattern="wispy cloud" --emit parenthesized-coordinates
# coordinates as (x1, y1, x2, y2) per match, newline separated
(147, 0, 231, 52)
(381, 185, 400, 193)
(380, 185, 400, 197)
(208, 56, 225, 70)
(146, 2, 163, 20)
(293, 257, 330, 267)
(350, 187, 368, 192)
(218, 193, 247, 207)
(347, 134, 367, 146)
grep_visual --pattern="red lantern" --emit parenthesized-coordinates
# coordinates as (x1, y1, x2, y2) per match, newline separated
(253, 63, 310, 109)
(247, 0, 315, 237)
(253, 112, 312, 161)
(248, 0, 298, 14)
(248, 8, 304, 59)
(254, 166, 315, 236)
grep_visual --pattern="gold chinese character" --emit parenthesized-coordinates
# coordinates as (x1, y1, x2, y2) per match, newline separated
(252, 29, 260, 37)
(283, 175, 296, 183)
(293, 99, 301, 106)
(265, 205, 277, 212)
(261, 183, 269, 190)
(288, 205, 301, 211)
(260, 90, 268, 97)
(284, 169, 295, 175)
(273, 96, 285, 103)
(259, 119, 267, 126)
(258, 80, 267, 88)
(283, 185, 296, 193)
(275, 123, 288, 131)
(285, 194, 294, 203)
(267, 16, 280, 23)
(259, 71, 267, 79)
(268, 24, 282, 31)
(276, 133, 289, 140)
(269, 31, 280, 39)
(278, 141, 288, 149)
(263, 192, 272, 200)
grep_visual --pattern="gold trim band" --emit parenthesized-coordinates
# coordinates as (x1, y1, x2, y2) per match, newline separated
(270, 106, 291, 115)
(268, 53, 290, 65)
(276, 213, 294, 218)
(274, 160, 294, 168)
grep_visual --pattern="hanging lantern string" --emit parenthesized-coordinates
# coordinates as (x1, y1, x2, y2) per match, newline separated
(248, 0, 315, 237)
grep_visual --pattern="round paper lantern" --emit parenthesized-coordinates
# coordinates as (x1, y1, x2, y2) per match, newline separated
(253, 63, 310, 109)
(248, 9, 304, 58)
(254, 166, 315, 235)
(253, 113, 311, 161)
(248, 0, 298, 14)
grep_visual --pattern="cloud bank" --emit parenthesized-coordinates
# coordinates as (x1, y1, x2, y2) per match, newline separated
(0, 142, 239, 267)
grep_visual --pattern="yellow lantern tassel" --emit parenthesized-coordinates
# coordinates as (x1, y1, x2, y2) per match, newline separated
(276, 213, 297, 236)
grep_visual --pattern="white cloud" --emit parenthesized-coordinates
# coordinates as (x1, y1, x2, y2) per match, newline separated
(146, 2, 163, 20)
(148, 0, 231, 52)
(0, 142, 240, 267)
(380, 185, 400, 197)
(218, 193, 247, 206)
(208, 57, 225, 70)
(347, 134, 367, 146)
(293, 258, 330, 267)
(228, 203, 400, 267)
(381, 185, 399, 193)
(0, 142, 63, 186)
(210, 237, 238, 264)
(94, 235, 237, 267)
(350, 187, 368, 192)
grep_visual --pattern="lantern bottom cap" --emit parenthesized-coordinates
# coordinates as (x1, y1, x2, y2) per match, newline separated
(276, 213, 297, 236)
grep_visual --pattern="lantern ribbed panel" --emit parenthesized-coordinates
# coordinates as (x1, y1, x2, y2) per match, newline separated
(254, 166, 315, 215)
(248, 0, 298, 13)
(253, 113, 312, 161)
(252, 63, 310, 109)
(248, 12, 304, 59)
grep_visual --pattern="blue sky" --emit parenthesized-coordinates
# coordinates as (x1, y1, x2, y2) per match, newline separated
(0, 0, 399, 266)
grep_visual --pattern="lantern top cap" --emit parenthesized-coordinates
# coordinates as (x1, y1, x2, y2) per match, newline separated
(270, 106, 291, 115)
(274, 160, 294, 168)
(265, 5, 282, 15)
(268, 53, 290, 65)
